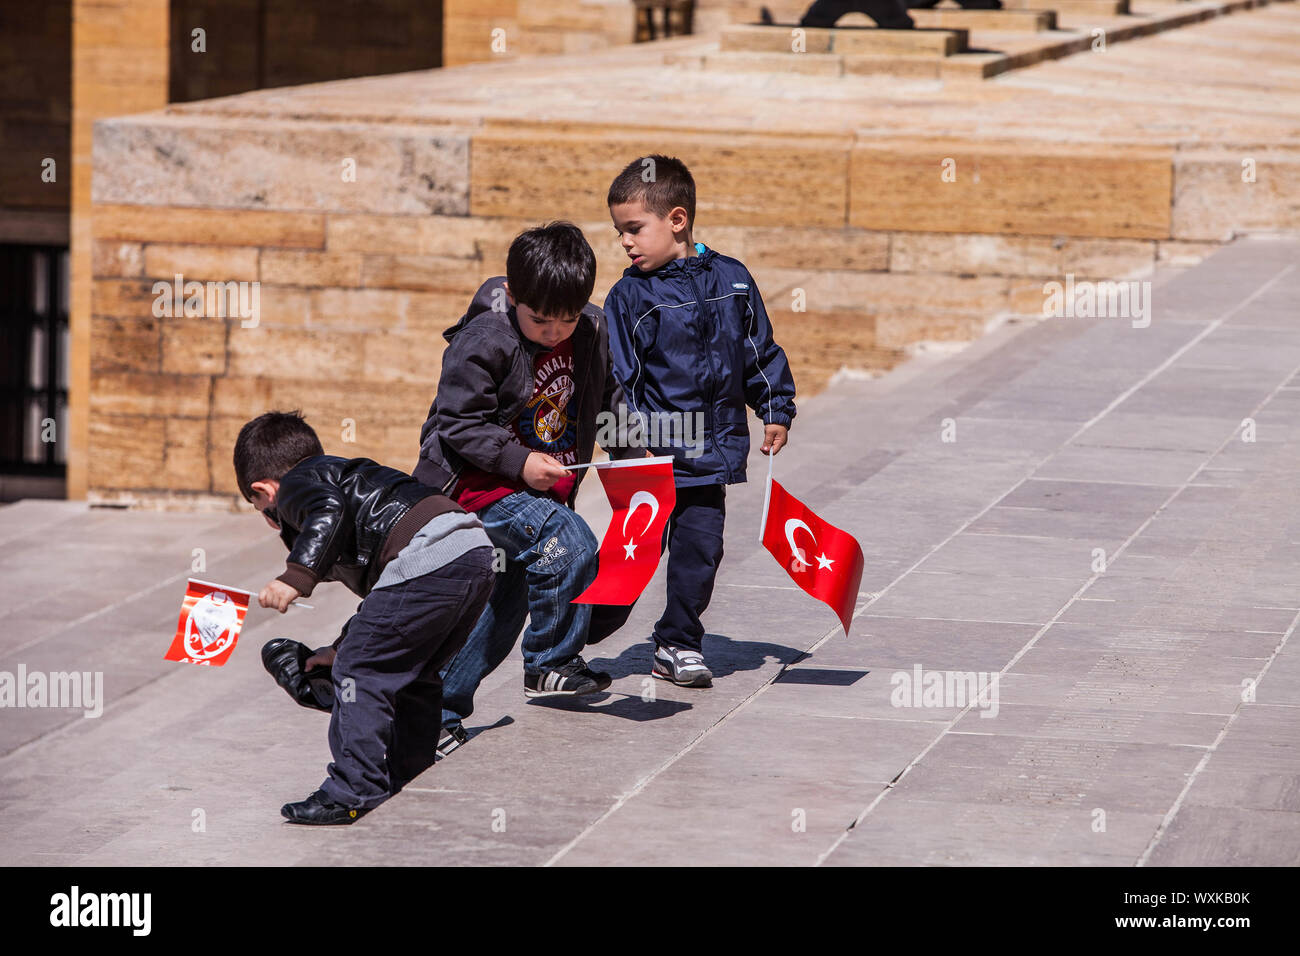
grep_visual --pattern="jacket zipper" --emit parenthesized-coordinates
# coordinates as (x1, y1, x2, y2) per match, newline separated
(682, 262, 727, 482)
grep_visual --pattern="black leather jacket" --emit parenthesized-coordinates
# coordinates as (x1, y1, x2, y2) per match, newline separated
(272, 454, 452, 598)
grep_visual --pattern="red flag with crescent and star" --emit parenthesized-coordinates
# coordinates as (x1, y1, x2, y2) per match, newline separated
(572, 456, 676, 605)
(761, 480, 864, 634)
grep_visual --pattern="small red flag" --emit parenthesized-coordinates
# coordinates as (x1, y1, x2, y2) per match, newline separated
(573, 457, 677, 605)
(165, 578, 251, 666)
(762, 480, 864, 634)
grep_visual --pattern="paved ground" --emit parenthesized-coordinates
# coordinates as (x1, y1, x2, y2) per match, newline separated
(3, 237, 1299, 865)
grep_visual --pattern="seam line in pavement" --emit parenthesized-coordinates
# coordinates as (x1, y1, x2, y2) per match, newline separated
(1136, 604, 1300, 866)
(813, 262, 1297, 866)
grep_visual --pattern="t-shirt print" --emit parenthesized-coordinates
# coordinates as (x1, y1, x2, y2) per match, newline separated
(516, 338, 577, 468)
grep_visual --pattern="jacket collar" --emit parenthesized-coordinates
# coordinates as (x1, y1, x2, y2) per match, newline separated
(625, 244, 716, 280)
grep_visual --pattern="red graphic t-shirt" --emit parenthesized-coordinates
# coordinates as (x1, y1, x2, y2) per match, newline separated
(455, 338, 579, 512)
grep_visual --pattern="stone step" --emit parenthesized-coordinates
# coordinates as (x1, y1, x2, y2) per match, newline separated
(720, 22, 970, 56)
(909, 8, 1058, 30)
(1003, 0, 1130, 13)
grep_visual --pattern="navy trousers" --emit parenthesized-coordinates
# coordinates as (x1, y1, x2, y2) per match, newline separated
(321, 548, 495, 810)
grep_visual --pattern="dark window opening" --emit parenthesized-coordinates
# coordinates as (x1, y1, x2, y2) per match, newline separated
(0, 244, 69, 482)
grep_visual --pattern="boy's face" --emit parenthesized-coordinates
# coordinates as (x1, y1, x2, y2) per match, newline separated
(506, 285, 580, 350)
(249, 479, 281, 530)
(610, 198, 691, 272)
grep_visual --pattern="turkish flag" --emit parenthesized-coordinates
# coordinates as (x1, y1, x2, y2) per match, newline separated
(164, 579, 251, 666)
(573, 457, 676, 605)
(762, 480, 864, 634)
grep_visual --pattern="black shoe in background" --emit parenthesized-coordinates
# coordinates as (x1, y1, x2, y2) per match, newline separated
(262, 638, 335, 712)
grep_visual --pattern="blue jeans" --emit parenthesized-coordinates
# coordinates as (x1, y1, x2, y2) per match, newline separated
(440, 490, 599, 728)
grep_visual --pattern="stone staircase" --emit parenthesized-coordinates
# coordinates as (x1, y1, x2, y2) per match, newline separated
(676, 0, 1285, 79)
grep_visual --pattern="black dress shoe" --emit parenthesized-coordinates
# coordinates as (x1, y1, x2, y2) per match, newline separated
(281, 790, 369, 826)
(262, 638, 335, 712)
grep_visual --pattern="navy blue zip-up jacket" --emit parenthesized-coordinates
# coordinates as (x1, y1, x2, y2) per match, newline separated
(602, 245, 797, 487)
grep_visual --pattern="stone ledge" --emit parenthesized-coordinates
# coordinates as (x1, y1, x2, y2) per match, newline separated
(910, 8, 1058, 30)
(720, 23, 969, 56)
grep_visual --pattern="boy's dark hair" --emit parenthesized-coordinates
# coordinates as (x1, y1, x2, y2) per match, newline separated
(233, 410, 324, 502)
(505, 221, 596, 319)
(607, 155, 696, 230)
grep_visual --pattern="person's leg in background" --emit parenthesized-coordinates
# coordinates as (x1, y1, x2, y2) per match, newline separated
(799, 0, 915, 29)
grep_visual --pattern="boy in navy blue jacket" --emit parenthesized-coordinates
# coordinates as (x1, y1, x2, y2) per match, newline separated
(603, 155, 797, 687)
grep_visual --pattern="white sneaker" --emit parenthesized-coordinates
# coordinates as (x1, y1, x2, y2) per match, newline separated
(652, 645, 712, 687)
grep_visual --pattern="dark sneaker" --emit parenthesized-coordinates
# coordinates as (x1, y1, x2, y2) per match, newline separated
(524, 655, 612, 698)
(652, 645, 712, 688)
(435, 724, 468, 760)
(281, 790, 369, 826)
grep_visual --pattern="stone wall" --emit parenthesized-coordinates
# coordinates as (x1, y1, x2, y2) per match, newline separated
(88, 108, 1235, 507)
(443, 0, 636, 65)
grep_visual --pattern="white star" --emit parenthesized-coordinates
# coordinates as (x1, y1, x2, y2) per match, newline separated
(623, 541, 637, 560)
(815, 553, 834, 570)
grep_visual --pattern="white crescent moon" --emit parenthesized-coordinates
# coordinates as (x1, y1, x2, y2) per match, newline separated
(785, 518, 817, 563)
(622, 490, 660, 539)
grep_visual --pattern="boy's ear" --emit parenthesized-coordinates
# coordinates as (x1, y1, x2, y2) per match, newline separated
(250, 479, 277, 504)
(668, 206, 690, 234)
(503, 282, 515, 308)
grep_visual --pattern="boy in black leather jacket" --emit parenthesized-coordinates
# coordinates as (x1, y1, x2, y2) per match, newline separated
(234, 410, 495, 825)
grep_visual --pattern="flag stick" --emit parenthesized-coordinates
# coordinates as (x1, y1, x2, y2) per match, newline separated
(288, 601, 314, 610)
(564, 455, 675, 471)
(759, 447, 774, 545)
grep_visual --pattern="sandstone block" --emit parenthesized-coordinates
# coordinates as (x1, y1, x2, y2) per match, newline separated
(90, 315, 161, 372)
(94, 204, 326, 249)
(92, 241, 143, 278)
(362, 330, 444, 387)
(143, 244, 260, 282)
(362, 255, 483, 294)
(161, 317, 228, 376)
(1172, 150, 1300, 241)
(162, 417, 211, 491)
(227, 326, 365, 379)
(850, 140, 1173, 239)
(471, 127, 851, 227)
(89, 371, 211, 418)
(260, 250, 364, 287)
(94, 116, 471, 216)
(212, 376, 274, 417)
(88, 414, 165, 491)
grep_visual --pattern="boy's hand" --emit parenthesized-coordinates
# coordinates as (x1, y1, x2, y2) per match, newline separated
(522, 452, 567, 491)
(260, 580, 300, 614)
(761, 424, 789, 456)
(306, 646, 336, 670)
